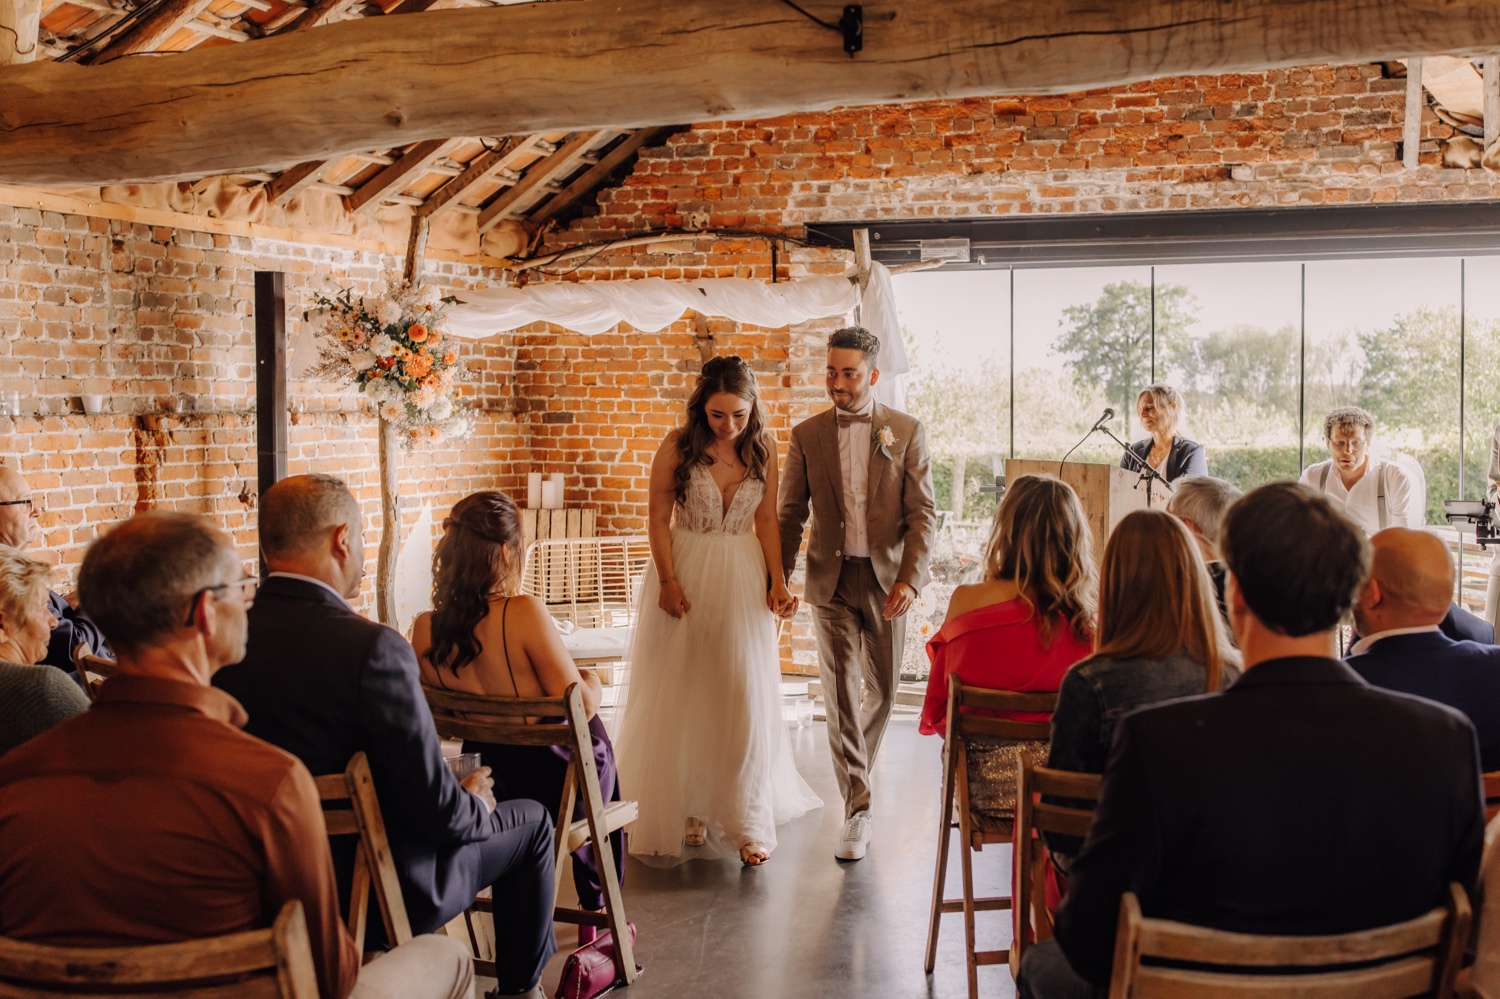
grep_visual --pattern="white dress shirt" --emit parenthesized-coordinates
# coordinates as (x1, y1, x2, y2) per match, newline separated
(1299, 457, 1420, 536)
(1348, 624, 1441, 656)
(836, 396, 874, 558)
(266, 571, 353, 611)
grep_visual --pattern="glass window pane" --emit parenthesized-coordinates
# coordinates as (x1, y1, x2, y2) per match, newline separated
(1464, 258, 1500, 505)
(1152, 262, 1304, 492)
(1303, 258, 1462, 527)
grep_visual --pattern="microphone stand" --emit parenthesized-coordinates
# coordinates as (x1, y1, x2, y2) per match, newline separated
(1095, 423, 1174, 505)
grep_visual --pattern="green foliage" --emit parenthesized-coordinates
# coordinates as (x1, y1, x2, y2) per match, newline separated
(1054, 281, 1196, 418)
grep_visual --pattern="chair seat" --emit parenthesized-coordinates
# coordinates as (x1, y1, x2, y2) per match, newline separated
(967, 810, 1014, 849)
(559, 628, 633, 663)
(565, 799, 637, 854)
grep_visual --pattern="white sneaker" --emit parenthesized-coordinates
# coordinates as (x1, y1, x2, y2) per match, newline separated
(835, 812, 872, 861)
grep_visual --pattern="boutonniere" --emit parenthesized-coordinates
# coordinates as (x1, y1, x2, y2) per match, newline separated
(872, 424, 897, 459)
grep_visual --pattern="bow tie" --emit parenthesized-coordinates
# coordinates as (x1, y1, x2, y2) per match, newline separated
(836, 412, 872, 428)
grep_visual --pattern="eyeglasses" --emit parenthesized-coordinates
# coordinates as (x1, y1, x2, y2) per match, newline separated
(0, 499, 33, 510)
(182, 577, 259, 627)
(1329, 437, 1368, 453)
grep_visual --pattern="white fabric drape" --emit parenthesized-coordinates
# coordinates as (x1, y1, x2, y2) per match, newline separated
(445, 276, 861, 338)
(859, 261, 908, 408)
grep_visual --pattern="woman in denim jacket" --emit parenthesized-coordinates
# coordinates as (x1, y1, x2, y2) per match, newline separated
(1046, 509, 1240, 868)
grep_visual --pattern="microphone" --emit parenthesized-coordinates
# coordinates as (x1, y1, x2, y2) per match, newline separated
(1060, 408, 1115, 475)
(1091, 407, 1115, 431)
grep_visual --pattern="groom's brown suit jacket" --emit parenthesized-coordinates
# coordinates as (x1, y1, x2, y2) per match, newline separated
(778, 403, 937, 607)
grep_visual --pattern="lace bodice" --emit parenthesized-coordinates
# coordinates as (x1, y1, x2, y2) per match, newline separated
(674, 463, 764, 537)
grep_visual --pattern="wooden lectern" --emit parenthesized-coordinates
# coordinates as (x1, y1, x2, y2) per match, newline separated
(1005, 460, 1155, 564)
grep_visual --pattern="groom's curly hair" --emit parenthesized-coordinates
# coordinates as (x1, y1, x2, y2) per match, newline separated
(673, 355, 771, 505)
(828, 326, 880, 367)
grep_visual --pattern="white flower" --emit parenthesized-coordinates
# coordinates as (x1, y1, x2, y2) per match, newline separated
(379, 400, 405, 422)
(350, 350, 377, 373)
(878, 425, 897, 449)
(418, 284, 441, 308)
(430, 397, 453, 421)
(370, 334, 397, 358)
(378, 300, 402, 326)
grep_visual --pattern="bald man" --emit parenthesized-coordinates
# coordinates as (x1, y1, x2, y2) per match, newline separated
(0, 465, 109, 673)
(1348, 528, 1500, 770)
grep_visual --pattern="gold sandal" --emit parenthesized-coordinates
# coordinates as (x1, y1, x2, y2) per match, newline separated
(684, 818, 707, 847)
(739, 842, 770, 867)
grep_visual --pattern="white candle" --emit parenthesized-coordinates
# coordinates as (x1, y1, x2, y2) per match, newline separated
(549, 473, 564, 509)
(541, 480, 558, 509)
(527, 472, 542, 509)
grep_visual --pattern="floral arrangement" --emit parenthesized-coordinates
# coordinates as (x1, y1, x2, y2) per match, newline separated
(307, 280, 471, 448)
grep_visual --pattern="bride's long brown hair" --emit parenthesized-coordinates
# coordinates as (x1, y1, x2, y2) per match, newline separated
(423, 490, 523, 674)
(672, 355, 771, 504)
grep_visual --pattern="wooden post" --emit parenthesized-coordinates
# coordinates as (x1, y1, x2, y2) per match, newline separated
(852, 227, 871, 325)
(254, 271, 288, 575)
(373, 213, 431, 626)
(0, 0, 39, 64)
(1404, 56, 1424, 169)
(1486, 57, 1500, 156)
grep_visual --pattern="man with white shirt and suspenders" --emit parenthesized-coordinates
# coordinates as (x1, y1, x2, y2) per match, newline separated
(1299, 406, 1422, 536)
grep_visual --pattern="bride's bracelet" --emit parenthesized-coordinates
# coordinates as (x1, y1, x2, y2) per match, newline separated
(660, 576, 676, 585)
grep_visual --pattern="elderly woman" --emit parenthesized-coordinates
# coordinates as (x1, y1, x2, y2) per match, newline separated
(0, 545, 88, 757)
(1119, 384, 1207, 485)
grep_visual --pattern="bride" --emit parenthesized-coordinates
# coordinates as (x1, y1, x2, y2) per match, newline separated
(616, 355, 823, 867)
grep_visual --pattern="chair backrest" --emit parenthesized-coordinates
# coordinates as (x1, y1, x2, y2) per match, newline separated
(313, 753, 412, 952)
(946, 671, 1057, 744)
(1484, 770, 1500, 821)
(1014, 753, 1102, 959)
(71, 648, 119, 702)
(1108, 884, 1471, 999)
(0, 899, 319, 999)
(520, 536, 652, 628)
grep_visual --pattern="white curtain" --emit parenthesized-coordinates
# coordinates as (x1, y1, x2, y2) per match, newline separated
(445, 275, 861, 338)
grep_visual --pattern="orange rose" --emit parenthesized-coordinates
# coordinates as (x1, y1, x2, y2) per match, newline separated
(376, 357, 395, 371)
(442, 350, 457, 365)
(407, 353, 434, 378)
(408, 323, 429, 343)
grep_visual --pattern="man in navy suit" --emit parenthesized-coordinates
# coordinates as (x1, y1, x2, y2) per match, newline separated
(1018, 484, 1484, 998)
(1349, 527, 1500, 771)
(215, 474, 555, 999)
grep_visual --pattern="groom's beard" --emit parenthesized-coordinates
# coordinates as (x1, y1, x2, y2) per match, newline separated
(831, 389, 871, 412)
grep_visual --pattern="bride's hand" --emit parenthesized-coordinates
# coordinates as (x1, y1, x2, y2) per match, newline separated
(658, 579, 690, 619)
(768, 584, 798, 618)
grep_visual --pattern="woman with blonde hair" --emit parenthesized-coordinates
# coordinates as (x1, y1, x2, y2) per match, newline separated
(1120, 383, 1207, 484)
(919, 474, 1097, 814)
(1044, 508, 1241, 865)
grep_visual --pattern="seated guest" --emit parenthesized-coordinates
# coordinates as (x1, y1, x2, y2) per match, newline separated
(1164, 475, 1241, 625)
(0, 511, 473, 999)
(0, 544, 88, 756)
(214, 474, 555, 999)
(413, 491, 620, 943)
(1299, 405, 1422, 534)
(1118, 384, 1207, 485)
(1019, 482, 1485, 998)
(1348, 527, 1500, 770)
(1045, 510, 1240, 865)
(920, 474, 1096, 817)
(1441, 601, 1495, 645)
(0, 464, 110, 672)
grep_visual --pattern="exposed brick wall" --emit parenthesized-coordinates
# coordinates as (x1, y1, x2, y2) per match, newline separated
(0, 205, 521, 617)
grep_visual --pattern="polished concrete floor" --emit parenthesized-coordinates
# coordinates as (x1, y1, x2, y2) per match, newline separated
(525, 705, 1019, 999)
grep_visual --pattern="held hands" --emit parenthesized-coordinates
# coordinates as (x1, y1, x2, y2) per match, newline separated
(768, 582, 799, 619)
(658, 579, 691, 619)
(461, 766, 497, 814)
(883, 581, 917, 621)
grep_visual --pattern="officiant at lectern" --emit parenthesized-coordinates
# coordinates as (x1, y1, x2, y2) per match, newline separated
(1118, 384, 1208, 485)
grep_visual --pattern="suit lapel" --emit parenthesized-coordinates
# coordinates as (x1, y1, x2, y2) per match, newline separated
(867, 403, 888, 509)
(816, 408, 848, 521)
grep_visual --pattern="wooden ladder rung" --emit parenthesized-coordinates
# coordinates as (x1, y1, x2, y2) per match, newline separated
(564, 799, 638, 853)
(937, 897, 1012, 913)
(975, 950, 1010, 966)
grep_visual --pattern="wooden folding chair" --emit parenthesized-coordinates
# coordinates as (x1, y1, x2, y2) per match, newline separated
(1483, 770, 1500, 821)
(313, 752, 412, 954)
(70, 644, 118, 702)
(0, 899, 320, 999)
(1011, 752, 1101, 973)
(1108, 884, 1470, 998)
(423, 682, 638, 987)
(924, 671, 1057, 999)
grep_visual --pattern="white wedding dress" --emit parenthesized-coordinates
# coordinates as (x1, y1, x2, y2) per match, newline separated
(615, 464, 823, 865)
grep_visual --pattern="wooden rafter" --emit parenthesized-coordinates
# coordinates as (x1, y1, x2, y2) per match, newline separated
(343, 137, 452, 214)
(266, 158, 328, 204)
(413, 132, 550, 220)
(89, 0, 215, 61)
(11, 0, 1500, 184)
(476, 130, 606, 233)
(528, 126, 674, 225)
(283, 0, 359, 31)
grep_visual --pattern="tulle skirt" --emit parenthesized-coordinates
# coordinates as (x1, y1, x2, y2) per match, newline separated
(615, 527, 823, 865)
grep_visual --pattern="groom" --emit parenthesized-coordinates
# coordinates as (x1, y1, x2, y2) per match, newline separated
(779, 326, 936, 861)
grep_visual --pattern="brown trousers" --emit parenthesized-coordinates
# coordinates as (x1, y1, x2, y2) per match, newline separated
(812, 557, 905, 819)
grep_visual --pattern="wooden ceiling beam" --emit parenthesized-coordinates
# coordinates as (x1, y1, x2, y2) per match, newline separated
(89, 0, 217, 61)
(413, 132, 549, 220)
(475, 129, 607, 233)
(342, 137, 453, 213)
(266, 158, 329, 204)
(528, 126, 675, 226)
(10, 0, 1500, 183)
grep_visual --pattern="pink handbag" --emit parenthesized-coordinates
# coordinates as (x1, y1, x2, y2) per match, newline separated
(553, 922, 638, 999)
